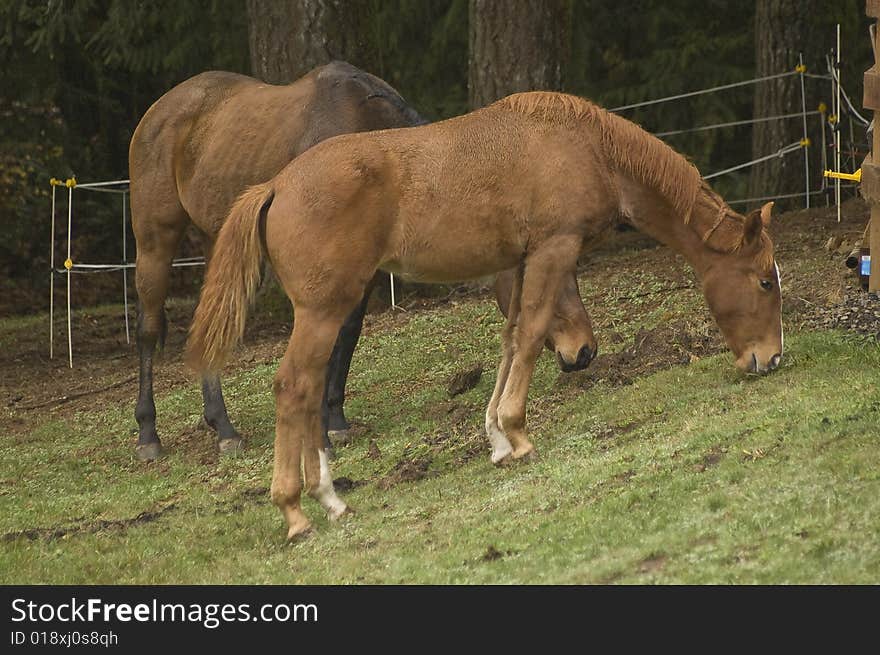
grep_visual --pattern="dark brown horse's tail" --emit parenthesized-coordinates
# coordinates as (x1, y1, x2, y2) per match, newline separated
(186, 183, 275, 374)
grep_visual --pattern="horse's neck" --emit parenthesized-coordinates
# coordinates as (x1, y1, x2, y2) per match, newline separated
(614, 173, 713, 275)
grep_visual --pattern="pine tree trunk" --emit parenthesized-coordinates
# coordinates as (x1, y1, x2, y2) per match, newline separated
(468, 0, 570, 109)
(748, 0, 815, 205)
(246, 0, 378, 84)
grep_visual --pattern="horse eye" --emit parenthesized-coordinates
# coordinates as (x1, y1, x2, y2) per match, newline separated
(760, 279, 773, 291)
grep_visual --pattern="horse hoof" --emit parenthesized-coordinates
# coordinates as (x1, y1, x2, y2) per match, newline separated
(286, 522, 313, 543)
(490, 445, 514, 466)
(286, 526, 313, 543)
(327, 429, 352, 447)
(135, 442, 162, 462)
(218, 436, 244, 455)
(513, 446, 537, 462)
(493, 446, 536, 466)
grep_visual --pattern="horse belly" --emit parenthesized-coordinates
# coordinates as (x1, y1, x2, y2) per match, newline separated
(383, 227, 522, 283)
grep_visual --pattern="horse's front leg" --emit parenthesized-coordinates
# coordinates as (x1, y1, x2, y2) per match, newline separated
(485, 264, 523, 464)
(495, 240, 580, 462)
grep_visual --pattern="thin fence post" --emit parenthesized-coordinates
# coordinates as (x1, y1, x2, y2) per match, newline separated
(848, 112, 856, 173)
(49, 184, 56, 360)
(66, 184, 73, 368)
(819, 102, 829, 206)
(836, 24, 843, 223)
(799, 53, 811, 208)
(122, 190, 130, 344)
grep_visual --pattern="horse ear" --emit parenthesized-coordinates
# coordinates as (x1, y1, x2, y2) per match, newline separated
(760, 201, 774, 226)
(742, 208, 763, 248)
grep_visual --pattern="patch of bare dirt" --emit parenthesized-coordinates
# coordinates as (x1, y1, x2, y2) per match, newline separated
(366, 439, 381, 460)
(800, 289, 880, 337)
(480, 544, 516, 562)
(447, 363, 483, 397)
(694, 446, 727, 473)
(376, 456, 432, 490)
(332, 477, 365, 493)
(637, 553, 668, 573)
(561, 323, 725, 390)
(2, 501, 178, 543)
(0, 297, 288, 440)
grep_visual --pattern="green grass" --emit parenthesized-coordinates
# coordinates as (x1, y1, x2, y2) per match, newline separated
(2, 294, 879, 584)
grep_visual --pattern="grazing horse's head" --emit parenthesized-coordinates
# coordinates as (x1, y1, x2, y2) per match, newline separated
(700, 202, 783, 375)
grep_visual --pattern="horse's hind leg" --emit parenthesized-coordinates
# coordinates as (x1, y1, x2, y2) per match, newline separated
(199, 241, 244, 453)
(132, 202, 189, 461)
(201, 376, 243, 453)
(321, 274, 377, 451)
(273, 305, 355, 540)
(496, 239, 581, 462)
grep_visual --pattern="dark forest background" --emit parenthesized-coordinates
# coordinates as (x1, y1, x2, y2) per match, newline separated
(0, 0, 873, 307)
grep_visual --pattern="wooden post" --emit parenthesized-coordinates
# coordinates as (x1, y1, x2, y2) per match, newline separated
(864, 1, 880, 292)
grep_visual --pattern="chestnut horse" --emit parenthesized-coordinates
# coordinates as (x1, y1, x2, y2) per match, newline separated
(130, 63, 597, 461)
(187, 91, 783, 540)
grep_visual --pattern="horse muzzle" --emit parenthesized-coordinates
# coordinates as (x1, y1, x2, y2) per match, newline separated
(741, 352, 782, 375)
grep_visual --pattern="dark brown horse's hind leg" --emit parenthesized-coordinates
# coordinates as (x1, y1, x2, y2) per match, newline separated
(201, 375, 244, 453)
(321, 275, 377, 451)
(197, 240, 245, 454)
(132, 201, 188, 462)
(135, 306, 166, 461)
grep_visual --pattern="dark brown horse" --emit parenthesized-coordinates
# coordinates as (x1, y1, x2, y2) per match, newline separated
(130, 63, 597, 461)
(187, 91, 782, 540)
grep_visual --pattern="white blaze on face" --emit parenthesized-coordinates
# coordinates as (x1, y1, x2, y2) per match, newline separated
(485, 410, 513, 464)
(775, 262, 784, 354)
(314, 449, 348, 520)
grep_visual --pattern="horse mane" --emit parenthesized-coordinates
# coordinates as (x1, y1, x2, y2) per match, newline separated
(691, 180, 775, 271)
(495, 92, 773, 266)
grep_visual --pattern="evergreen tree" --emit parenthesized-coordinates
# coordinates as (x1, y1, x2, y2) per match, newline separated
(468, 0, 570, 109)
(246, 0, 378, 84)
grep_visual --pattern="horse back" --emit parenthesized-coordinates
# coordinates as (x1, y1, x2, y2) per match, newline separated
(129, 63, 424, 238)
(262, 105, 616, 284)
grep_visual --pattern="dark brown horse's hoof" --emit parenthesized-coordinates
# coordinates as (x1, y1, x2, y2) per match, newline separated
(218, 436, 244, 455)
(135, 442, 163, 462)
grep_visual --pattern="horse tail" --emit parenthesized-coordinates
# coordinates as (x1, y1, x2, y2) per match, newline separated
(186, 183, 275, 374)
